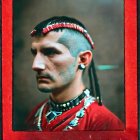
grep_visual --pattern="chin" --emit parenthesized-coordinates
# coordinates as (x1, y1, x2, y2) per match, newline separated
(38, 83, 52, 93)
(38, 84, 53, 93)
(38, 87, 52, 93)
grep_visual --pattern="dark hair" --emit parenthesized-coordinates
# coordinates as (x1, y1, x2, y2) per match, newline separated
(33, 16, 86, 35)
(31, 16, 93, 57)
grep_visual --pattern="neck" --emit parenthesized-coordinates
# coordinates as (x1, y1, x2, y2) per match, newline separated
(50, 76, 85, 103)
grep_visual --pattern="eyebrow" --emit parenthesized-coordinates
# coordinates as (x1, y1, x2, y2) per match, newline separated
(31, 45, 63, 54)
(41, 47, 62, 54)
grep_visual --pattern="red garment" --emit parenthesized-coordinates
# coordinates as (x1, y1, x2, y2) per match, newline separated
(26, 96, 124, 131)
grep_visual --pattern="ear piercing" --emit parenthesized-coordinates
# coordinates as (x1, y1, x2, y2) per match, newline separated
(78, 64, 86, 70)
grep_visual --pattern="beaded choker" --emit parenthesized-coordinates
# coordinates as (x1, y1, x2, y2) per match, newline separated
(48, 88, 90, 112)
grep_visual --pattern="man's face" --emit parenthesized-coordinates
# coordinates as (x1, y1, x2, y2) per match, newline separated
(31, 31, 79, 93)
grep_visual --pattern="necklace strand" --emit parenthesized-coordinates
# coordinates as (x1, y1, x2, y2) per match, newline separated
(48, 88, 90, 112)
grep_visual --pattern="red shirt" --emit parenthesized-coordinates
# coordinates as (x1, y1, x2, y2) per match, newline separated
(26, 95, 124, 131)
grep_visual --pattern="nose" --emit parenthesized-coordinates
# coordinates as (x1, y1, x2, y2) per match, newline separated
(32, 53, 46, 71)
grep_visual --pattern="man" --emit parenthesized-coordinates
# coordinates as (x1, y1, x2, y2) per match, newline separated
(26, 16, 124, 131)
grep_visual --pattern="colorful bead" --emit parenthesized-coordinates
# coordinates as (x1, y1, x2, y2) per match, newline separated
(30, 22, 94, 49)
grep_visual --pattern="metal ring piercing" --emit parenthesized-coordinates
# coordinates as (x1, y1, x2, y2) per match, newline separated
(78, 64, 86, 70)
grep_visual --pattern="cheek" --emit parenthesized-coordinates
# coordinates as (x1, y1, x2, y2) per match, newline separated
(58, 60, 77, 84)
(51, 55, 77, 71)
(59, 59, 77, 77)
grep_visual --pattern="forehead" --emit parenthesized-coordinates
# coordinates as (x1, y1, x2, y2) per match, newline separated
(31, 31, 64, 47)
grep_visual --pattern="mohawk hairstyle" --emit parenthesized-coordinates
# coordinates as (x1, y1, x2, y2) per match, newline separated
(30, 16, 94, 49)
(34, 16, 86, 33)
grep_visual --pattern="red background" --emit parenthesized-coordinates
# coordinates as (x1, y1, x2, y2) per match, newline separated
(2, 0, 138, 139)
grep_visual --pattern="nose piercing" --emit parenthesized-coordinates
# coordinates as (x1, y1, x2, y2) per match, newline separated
(78, 64, 86, 70)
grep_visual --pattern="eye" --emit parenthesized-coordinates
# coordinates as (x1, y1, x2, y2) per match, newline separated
(31, 48, 37, 56)
(44, 50, 56, 55)
(42, 48, 62, 56)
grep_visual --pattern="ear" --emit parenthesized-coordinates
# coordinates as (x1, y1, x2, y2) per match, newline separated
(78, 51, 93, 67)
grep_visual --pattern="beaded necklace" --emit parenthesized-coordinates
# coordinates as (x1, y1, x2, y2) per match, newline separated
(45, 89, 90, 124)
(48, 88, 89, 112)
(37, 89, 91, 128)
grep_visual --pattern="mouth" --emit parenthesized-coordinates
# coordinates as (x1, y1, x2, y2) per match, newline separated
(36, 75, 53, 83)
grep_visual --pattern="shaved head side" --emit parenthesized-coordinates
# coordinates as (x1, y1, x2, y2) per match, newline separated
(30, 16, 94, 57)
(58, 29, 92, 57)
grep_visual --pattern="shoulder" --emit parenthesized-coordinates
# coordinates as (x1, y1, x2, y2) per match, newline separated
(25, 99, 49, 128)
(85, 97, 124, 130)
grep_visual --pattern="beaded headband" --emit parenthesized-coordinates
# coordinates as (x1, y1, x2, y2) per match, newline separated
(30, 22, 94, 49)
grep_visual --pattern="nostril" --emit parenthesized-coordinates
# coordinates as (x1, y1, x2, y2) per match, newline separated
(32, 53, 46, 71)
(32, 62, 45, 71)
(37, 63, 45, 69)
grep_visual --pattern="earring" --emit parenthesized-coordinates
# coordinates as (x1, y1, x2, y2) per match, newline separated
(78, 64, 86, 70)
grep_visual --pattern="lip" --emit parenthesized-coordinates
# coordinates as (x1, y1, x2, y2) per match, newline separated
(37, 76, 52, 83)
